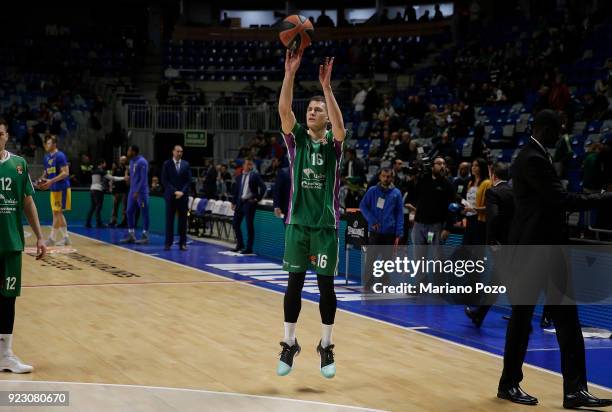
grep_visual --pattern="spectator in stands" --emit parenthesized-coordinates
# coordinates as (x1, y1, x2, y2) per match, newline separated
(363, 83, 379, 120)
(433, 4, 444, 21)
(395, 131, 411, 162)
(231, 158, 267, 254)
(342, 148, 366, 185)
(404, 4, 417, 23)
(393, 12, 404, 24)
(462, 158, 491, 245)
(379, 8, 390, 24)
(471, 124, 487, 160)
(412, 157, 455, 245)
(316, 10, 335, 27)
(382, 131, 401, 162)
(429, 131, 459, 164)
(352, 84, 367, 119)
(20, 127, 40, 157)
(418, 10, 430, 22)
(453, 161, 471, 200)
(549, 74, 570, 112)
(268, 135, 284, 160)
(360, 167, 404, 290)
(392, 158, 404, 188)
(582, 142, 603, 193)
(85, 159, 108, 229)
(553, 122, 574, 179)
(221, 12, 231, 27)
(274, 167, 290, 223)
(421, 104, 439, 139)
(264, 157, 282, 181)
(378, 97, 397, 122)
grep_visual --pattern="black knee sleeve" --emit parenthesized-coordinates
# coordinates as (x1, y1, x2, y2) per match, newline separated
(0, 296, 16, 334)
(317, 274, 337, 325)
(284, 272, 306, 323)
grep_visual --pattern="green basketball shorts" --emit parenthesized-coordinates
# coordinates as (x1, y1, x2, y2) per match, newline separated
(282, 224, 339, 276)
(0, 252, 22, 298)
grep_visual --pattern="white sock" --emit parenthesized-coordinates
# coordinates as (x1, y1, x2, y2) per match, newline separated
(283, 322, 296, 346)
(129, 229, 135, 235)
(49, 228, 57, 240)
(59, 227, 68, 238)
(0, 334, 13, 357)
(321, 324, 334, 348)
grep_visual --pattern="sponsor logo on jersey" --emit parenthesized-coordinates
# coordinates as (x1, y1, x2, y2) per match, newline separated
(16, 165, 23, 174)
(301, 168, 326, 189)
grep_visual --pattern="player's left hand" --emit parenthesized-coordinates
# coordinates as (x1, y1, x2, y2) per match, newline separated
(175, 191, 184, 199)
(319, 57, 334, 89)
(36, 238, 47, 260)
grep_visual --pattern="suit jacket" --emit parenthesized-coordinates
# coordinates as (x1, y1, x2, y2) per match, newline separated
(273, 167, 290, 216)
(232, 171, 267, 206)
(509, 140, 612, 245)
(161, 158, 192, 200)
(485, 181, 514, 245)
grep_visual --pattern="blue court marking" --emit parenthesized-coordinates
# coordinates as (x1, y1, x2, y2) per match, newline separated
(70, 226, 612, 389)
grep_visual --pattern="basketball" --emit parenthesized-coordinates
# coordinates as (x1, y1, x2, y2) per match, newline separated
(279, 15, 314, 51)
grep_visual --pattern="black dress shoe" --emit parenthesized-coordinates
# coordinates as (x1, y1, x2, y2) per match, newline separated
(164, 245, 171, 251)
(465, 306, 483, 327)
(563, 390, 612, 409)
(232, 246, 243, 252)
(240, 249, 253, 254)
(497, 386, 538, 405)
(180, 245, 188, 251)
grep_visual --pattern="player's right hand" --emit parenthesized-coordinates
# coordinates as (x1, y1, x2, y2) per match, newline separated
(285, 49, 303, 74)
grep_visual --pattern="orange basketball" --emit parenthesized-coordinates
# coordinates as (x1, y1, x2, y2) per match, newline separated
(279, 15, 314, 51)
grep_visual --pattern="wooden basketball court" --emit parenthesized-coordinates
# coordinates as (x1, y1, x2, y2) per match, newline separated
(0, 229, 609, 411)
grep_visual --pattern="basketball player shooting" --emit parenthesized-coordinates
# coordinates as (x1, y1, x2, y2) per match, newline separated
(277, 48, 346, 379)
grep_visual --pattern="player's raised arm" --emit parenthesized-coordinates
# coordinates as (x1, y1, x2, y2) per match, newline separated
(319, 57, 345, 142)
(279, 49, 303, 134)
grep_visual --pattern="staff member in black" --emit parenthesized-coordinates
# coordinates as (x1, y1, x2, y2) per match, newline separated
(161, 145, 192, 251)
(232, 158, 267, 254)
(497, 110, 612, 408)
(465, 161, 513, 327)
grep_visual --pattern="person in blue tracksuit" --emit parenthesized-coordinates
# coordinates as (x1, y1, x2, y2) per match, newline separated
(359, 167, 404, 291)
(121, 145, 150, 244)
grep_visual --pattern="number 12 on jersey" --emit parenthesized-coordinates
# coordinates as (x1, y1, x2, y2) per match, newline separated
(0, 177, 12, 190)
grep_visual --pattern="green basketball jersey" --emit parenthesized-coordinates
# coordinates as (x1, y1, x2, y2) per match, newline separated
(282, 122, 344, 229)
(0, 152, 35, 252)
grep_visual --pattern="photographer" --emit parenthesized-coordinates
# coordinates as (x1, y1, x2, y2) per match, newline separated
(411, 157, 456, 245)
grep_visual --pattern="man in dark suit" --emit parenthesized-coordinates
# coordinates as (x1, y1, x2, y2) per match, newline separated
(232, 158, 267, 254)
(161, 145, 192, 251)
(465, 162, 513, 326)
(497, 110, 612, 408)
(273, 166, 290, 225)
